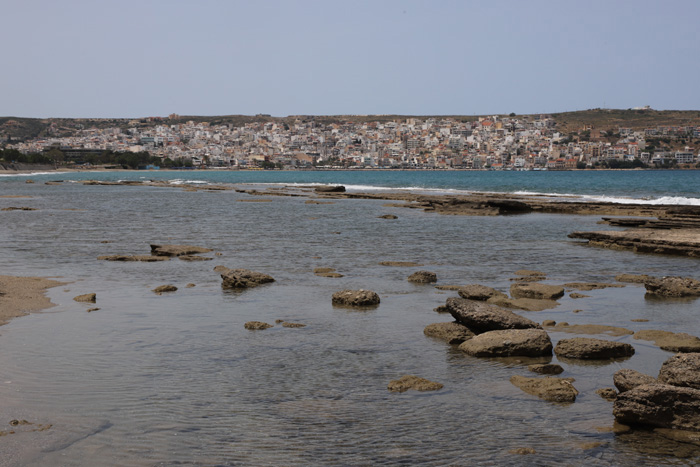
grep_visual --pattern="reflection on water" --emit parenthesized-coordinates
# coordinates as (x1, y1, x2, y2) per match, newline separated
(0, 179, 699, 465)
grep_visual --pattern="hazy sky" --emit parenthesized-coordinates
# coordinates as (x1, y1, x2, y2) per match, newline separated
(2, 0, 699, 118)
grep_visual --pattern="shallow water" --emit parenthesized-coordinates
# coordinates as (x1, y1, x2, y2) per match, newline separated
(1, 175, 699, 466)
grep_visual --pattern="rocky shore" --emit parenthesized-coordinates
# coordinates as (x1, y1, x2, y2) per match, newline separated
(0, 275, 66, 326)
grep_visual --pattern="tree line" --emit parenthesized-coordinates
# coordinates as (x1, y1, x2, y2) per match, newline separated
(0, 148, 193, 169)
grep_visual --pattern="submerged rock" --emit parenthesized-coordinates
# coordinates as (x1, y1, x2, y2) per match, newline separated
(179, 255, 213, 261)
(244, 321, 273, 330)
(446, 297, 541, 333)
(377, 214, 398, 219)
(423, 322, 475, 345)
(596, 388, 618, 401)
(658, 353, 700, 389)
(407, 271, 437, 283)
(378, 261, 423, 267)
(563, 282, 625, 291)
(486, 296, 559, 312)
(554, 338, 635, 360)
(331, 289, 380, 307)
(510, 375, 578, 403)
(644, 276, 700, 298)
(98, 254, 170, 262)
(634, 329, 700, 352)
(314, 185, 346, 193)
(614, 384, 700, 431)
(153, 284, 177, 294)
(215, 266, 275, 289)
(388, 375, 443, 393)
(550, 323, 634, 337)
(510, 283, 565, 300)
(457, 284, 507, 301)
(616, 274, 653, 283)
(281, 322, 306, 328)
(613, 369, 657, 393)
(150, 244, 213, 257)
(528, 363, 564, 375)
(458, 329, 553, 357)
(73, 293, 96, 303)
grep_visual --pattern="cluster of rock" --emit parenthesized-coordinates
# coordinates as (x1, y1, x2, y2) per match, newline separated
(613, 354, 700, 433)
(99, 244, 214, 262)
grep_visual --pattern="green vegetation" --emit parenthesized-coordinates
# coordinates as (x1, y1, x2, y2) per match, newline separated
(0, 148, 164, 169)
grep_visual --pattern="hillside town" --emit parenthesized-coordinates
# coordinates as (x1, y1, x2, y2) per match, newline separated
(4, 113, 700, 170)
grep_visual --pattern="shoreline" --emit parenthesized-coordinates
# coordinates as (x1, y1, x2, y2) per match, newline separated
(0, 275, 66, 327)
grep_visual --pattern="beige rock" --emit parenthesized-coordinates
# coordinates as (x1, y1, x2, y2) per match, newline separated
(331, 289, 380, 307)
(510, 375, 578, 403)
(244, 321, 273, 330)
(73, 293, 96, 303)
(407, 271, 437, 283)
(388, 375, 443, 393)
(634, 329, 700, 352)
(554, 338, 635, 360)
(458, 284, 508, 301)
(153, 285, 177, 294)
(510, 283, 565, 300)
(423, 322, 475, 345)
(459, 329, 553, 357)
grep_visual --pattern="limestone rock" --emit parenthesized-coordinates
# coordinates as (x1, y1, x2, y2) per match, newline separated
(178, 255, 213, 261)
(554, 337, 635, 360)
(487, 296, 559, 311)
(331, 289, 380, 307)
(388, 375, 443, 393)
(613, 369, 657, 393)
(153, 284, 177, 294)
(644, 276, 700, 297)
(597, 388, 618, 401)
(423, 322, 475, 345)
(510, 283, 565, 300)
(244, 321, 273, 330)
(458, 329, 553, 357)
(528, 363, 564, 375)
(98, 254, 170, 262)
(73, 293, 96, 303)
(446, 297, 541, 333)
(150, 244, 213, 257)
(281, 322, 306, 328)
(613, 384, 700, 431)
(634, 329, 700, 352)
(407, 271, 437, 283)
(215, 266, 275, 289)
(658, 353, 700, 389)
(510, 375, 578, 403)
(457, 284, 507, 301)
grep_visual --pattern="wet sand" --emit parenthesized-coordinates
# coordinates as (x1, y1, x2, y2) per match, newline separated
(0, 275, 66, 327)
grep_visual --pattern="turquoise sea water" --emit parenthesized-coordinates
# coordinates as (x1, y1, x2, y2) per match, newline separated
(3, 169, 700, 203)
(0, 170, 699, 466)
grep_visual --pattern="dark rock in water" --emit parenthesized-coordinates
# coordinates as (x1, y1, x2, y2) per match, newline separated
(314, 185, 346, 193)
(486, 199, 533, 214)
(658, 353, 700, 389)
(423, 322, 475, 345)
(554, 337, 635, 360)
(528, 363, 564, 375)
(569, 293, 589, 299)
(616, 274, 653, 283)
(331, 289, 380, 307)
(377, 214, 398, 219)
(98, 254, 170, 262)
(186, 283, 196, 288)
(634, 329, 700, 352)
(153, 284, 177, 294)
(509, 447, 536, 455)
(2, 206, 38, 211)
(487, 296, 559, 312)
(215, 266, 275, 289)
(314, 267, 343, 278)
(563, 282, 625, 291)
(510, 283, 565, 300)
(433, 305, 450, 313)
(179, 255, 213, 261)
(514, 269, 546, 278)
(596, 388, 618, 401)
(388, 375, 443, 393)
(542, 320, 556, 327)
(458, 284, 507, 301)
(644, 276, 700, 298)
(244, 321, 273, 330)
(150, 244, 213, 257)
(379, 261, 423, 267)
(614, 369, 657, 393)
(614, 383, 700, 431)
(86, 307, 100, 313)
(73, 293, 96, 303)
(281, 322, 306, 328)
(458, 329, 553, 357)
(407, 271, 437, 283)
(446, 297, 541, 333)
(510, 375, 578, 403)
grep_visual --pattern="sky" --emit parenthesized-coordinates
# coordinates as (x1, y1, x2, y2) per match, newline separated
(2, 0, 699, 118)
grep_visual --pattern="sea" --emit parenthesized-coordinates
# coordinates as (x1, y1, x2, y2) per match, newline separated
(0, 169, 699, 466)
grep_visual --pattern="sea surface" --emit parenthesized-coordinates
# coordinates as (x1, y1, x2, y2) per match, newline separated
(1, 170, 699, 466)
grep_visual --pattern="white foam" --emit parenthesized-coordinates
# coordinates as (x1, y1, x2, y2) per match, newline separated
(0, 171, 57, 177)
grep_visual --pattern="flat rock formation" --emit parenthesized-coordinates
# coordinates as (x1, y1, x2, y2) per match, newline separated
(510, 375, 578, 403)
(423, 322, 475, 345)
(98, 254, 170, 262)
(0, 275, 66, 326)
(150, 244, 213, 257)
(644, 276, 700, 297)
(528, 363, 564, 375)
(388, 375, 443, 393)
(545, 323, 634, 337)
(510, 283, 565, 300)
(613, 369, 657, 393)
(331, 289, 380, 307)
(457, 284, 507, 301)
(458, 329, 553, 357)
(634, 329, 700, 352)
(486, 296, 560, 312)
(446, 298, 541, 333)
(554, 337, 635, 360)
(614, 384, 700, 431)
(215, 266, 275, 289)
(568, 229, 700, 257)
